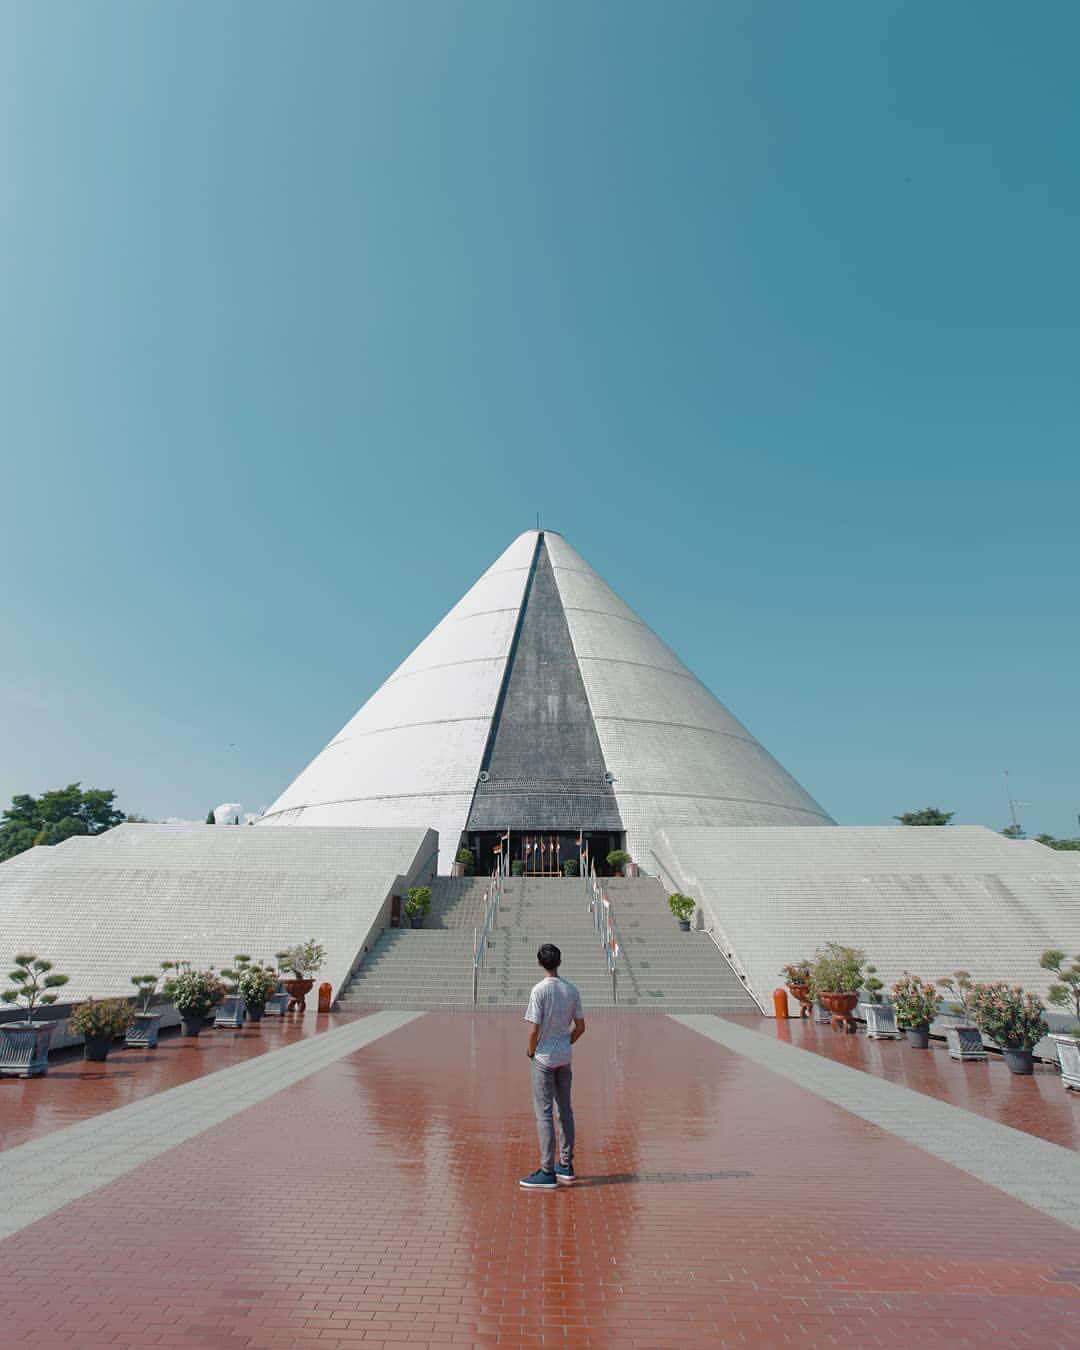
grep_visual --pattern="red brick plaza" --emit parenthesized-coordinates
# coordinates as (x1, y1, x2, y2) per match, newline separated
(2, 1010, 1079, 1349)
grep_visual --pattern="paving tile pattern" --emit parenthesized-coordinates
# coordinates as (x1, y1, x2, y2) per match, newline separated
(3, 1013, 1080, 1347)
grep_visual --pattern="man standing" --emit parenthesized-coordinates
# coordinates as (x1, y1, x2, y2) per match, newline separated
(520, 942, 585, 1190)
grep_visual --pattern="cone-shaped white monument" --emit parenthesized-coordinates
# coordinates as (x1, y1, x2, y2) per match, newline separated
(260, 531, 832, 870)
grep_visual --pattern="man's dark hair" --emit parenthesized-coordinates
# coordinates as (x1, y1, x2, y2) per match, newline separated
(537, 943, 561, 973)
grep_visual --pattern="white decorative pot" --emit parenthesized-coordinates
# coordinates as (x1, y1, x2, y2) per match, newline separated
(944, 1023, 987, 1061)
(1050, 1035, 1080, 1090)
(860, 1003, 901, 1039)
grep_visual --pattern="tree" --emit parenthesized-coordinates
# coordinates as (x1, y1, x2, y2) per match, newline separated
(1001, 824, 1025, 839)
(0, 784, 126, 863)
(206, 809, 216, 825)
(1035, 833, 1080, 851)
(894, 807, 954, 827)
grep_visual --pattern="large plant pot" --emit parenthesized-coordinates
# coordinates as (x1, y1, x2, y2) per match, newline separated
(264, 991, 289, 1017)
(0, 1021, 57, 1077)
(215, 995, 246, 1028)
(1050, 1035, 1080, 1090)
(905, 1025, 931, 1049)
(246, 1005, 265, 1023)
(83, 1034, 112, 1062)
(284, 978, 314, 1012)
(861, 1003, 901, 1040)
(408, 915, 424, 929)
(944, 1023, 986, 1062)
(787, 983, 812, 1018)
(180, 1012, 206, 1037)
(677, 919, 691, 932)
(1002, 1046, 1035, 1076)
(813, 1002, 832, 1025)
(126, 1011, 162, 1048)
(819, 992, 859, 1032)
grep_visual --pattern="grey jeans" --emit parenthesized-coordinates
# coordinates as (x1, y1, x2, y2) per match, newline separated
(530, 1060, 574, 1173)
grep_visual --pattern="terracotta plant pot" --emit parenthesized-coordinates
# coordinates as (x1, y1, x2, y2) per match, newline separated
(787, 983, 812, 1018)
(818, 991, 859, 1033)
(284, 978, 314, 1012)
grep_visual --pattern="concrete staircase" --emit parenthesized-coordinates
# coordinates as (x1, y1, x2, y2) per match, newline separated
(338, 874, 760, 1013)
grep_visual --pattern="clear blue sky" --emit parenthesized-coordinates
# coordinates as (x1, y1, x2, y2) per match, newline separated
(2, 3, 1077, 837)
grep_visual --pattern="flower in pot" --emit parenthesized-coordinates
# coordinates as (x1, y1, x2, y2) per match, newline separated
(668, 892, 696, 931)
(859, 964, 901, 1039)
(279, 939, 326, 1011)
(0, 953, 70, 1077)
(127, 968, 167, 1048)
(891, 972, 941, 1047)
(404, 886, 432, 930)
(969, 981, 1049, 1075)
(69, 997, 135, 1062)
(810, 943, 866, 1031)
(780, 960, 814, 1018)
(1040, 948, 1080, 1089)
(936, 970, 987, 1061)
(562, 858, 580, 878)
(237, 965, 277, 1024)
(606, 849, 632, 877)
(166, 965, 227, 1036)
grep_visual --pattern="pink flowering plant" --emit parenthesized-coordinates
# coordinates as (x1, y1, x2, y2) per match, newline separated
(890, 972, 941, 1030)
(968, 982, 1049, 1050)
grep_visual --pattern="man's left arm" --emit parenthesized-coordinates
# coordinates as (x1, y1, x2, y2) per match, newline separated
(526, 1022, 540, 1057)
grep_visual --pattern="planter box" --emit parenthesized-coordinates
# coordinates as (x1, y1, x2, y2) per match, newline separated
(263, 991, 290, 1017)
(1050, 1035, 1080, 1091)
(214, 995, 246, 1028)
(0, 1021, 57, 1077)
(126, 1011, 163, 1048)
(944, 1024, 987, 1062)
(860, 1003, 901, 1039)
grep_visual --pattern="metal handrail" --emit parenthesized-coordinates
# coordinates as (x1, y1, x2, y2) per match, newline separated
(586, 861, 620, 1003)
(472, 857, 504, 1004)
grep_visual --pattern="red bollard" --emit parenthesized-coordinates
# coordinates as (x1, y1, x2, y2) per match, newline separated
(772, 988, 790, 1019)
(317, 981, 332, 1014)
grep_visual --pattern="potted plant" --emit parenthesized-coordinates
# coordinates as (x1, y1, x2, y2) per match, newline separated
(127, 967, 167, 1047)
(238, 965, 277, 1024)
(265, 953, 293, 1016)
(452, 848, 475, 878)
(1040, 948, 1080, 1090)
(936, 970, 987, 1061)
(606, 849, 633, 877)
(859, 965, 900, 1039)
(891, 972, 941, 1047)
(166, 965, 226, 1037)
(279, 939, 326, 1010)
(668, 893, 696, 932)
(969, 981, 1049, 1075)
(403, 887, 432, 930)
(810, 943, 866, 1031)
(69, 998, 135, 1062)
(216, 954, 253, 1027)
(0, 953, 70, 1077)
(780, 961, 813, 1018)
(511, 860, 525, 877)
(562, 858, 580, 878)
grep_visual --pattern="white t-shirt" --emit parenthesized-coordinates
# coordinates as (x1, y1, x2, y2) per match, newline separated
(524, 975, 583, 1068)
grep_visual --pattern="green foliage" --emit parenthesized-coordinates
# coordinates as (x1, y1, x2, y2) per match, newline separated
(238, 965, 277, 1010)
(668, 892, 696, 922)
(811, 943, 866, 995)
(0, 784, 126, 861)
(455, 848, 474, 863)
(206, 809, 216, 825)
(404, 887, 432, 918)
(780, 960, 812, 989)
(862, 964, 884, 1004)
(562, 858, 580, 877)
(168, 968, 226, 1017)
(891, 972, 941, 1029)
(130, 972, 163, 1012)
(937, 969, 977, 1018)
(69, 997, 134, 1038)
(511, 860, 525, 877)
(278, 939, 327, 977)
(1, 953, 70, 1020)
(606, 849, 632, 869)
(893, 807, 954, 827)
(1035, 834, 1080, 851)
(1000, 824, 1024, 839)
(969, 982, 1048, 1049)
(220, 954, 253, 994)
(1040, 948, 1080, 1028)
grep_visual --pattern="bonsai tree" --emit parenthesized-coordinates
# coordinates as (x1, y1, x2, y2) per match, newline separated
(403, 887, 432, 920)
(131, 970, 164, 1012)
(562, 858, 580, 878)
(221, 954, 254, 995)
(1040, 948, 1080, 1031)
(279, 940, 327, 979)
(1, 953, 70, 1022)
(511, 860, 525, 877)
(969, 982, 1049, 1050)
(238, 965, 277, 1015)
(936, 969, 977, 1020)
(891, 972, 941, 1029)
(780, 960, 813, 991)
(811, 943, 866, 995)
(894, 807, 954, 826)
(668, 893, 696, 924)
(606, 849, 632, 874)
(455, 847, 475, 876)
(69, 997, 134, 1041)
(862, 964, 885, 1005)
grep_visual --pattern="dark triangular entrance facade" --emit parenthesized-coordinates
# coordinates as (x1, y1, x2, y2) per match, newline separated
(466, 533, 622, 833)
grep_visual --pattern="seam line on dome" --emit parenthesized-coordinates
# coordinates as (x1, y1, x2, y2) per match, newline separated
(575, 656, 695, 678)
(385, 657, 507, 685)
(260, 789, 480, 817)
(327, 716, 490, 743)
(591, 717, 758, 747)
(612, 789, 832, 818)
